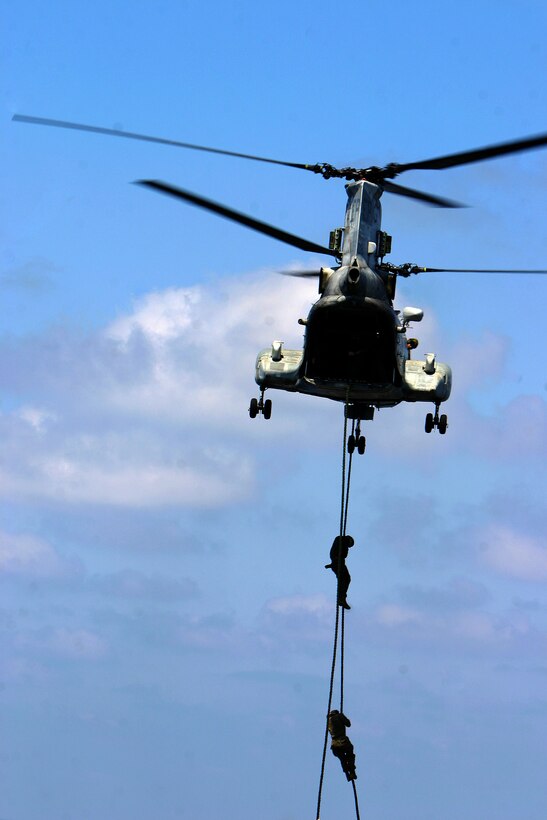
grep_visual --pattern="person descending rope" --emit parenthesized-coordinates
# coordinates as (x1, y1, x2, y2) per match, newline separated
(315, 409, 362, 820)
(328, 709, 357, 782)
(325, 535, 355, 609)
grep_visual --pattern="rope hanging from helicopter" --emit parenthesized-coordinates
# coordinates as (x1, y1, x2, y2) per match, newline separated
(315, 400, 361, 820)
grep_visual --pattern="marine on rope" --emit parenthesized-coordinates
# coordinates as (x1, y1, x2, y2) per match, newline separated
(315, 400, 361, 820)
(325, 534, 355, 610)
(328, 709, 357, 782)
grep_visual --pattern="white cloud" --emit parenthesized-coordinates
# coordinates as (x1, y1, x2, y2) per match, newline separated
(266, 593, 331, 618)
(2, 271, 316, 431)
(46, 627, 107, 660)
(90, 569, 197, 601)
(0, 657, 48, 683)
(0, 270, 543, 513)
(367, 574, 545, 655)
(102, 275, 316, 429)
(370, 598, 539, 653)
(0, 271, 323, 508)
(17, 405, 56, 432)
(108, 286, 199, 343)
(0, 531, 70, 578)
(451, 610, 500, 643)
(0, 441, 252, 507)
(375, 603, 423, 627)
(258, 593, 336, 652)
(11, 625, 108, 662)
(398, 577, 489, 611)
(480, 525, 547, 582)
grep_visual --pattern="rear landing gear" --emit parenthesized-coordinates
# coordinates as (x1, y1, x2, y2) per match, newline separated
(348, 421, 366, 455)
(425, 404, 448, 435)
(249, 391, 272, 419)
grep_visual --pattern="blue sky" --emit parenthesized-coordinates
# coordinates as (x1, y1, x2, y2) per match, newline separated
(2, 1, 547, 818)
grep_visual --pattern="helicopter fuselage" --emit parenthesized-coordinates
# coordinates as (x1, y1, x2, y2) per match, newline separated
(255, 181, 452, 421)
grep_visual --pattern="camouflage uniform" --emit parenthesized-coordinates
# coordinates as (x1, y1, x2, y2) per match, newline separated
(328, 709, 357, 781)
(325, 535, 354, 609)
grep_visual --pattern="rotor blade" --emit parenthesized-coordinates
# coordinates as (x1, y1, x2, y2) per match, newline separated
(416, 267, 547, 274)
(383, 180, 464, 208)
(394, 264, 547, 276)
(13, 114, 311, 172)
(278, 269, 321, 277)
(135, 180, 337, 257)
(394, 132, 547, 174)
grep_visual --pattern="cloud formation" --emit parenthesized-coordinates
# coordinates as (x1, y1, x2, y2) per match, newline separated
(1, 271, 544, 515)
(0, 530, 72, 578)
(479, 525, 547, 582)
(0, 428, 253, 507)
(45, 626, 107, 660)
(0, 273, 317, 507)
(370, 585, 544, 656)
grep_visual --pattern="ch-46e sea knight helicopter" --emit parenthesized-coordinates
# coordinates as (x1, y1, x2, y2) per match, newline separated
(13, 115, 547, 448)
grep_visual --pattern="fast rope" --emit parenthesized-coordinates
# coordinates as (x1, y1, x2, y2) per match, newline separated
(315, 401, 361, 820)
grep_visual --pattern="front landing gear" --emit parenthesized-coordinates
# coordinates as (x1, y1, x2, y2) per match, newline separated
(249, 392, 272, 419)
(425, 404, 448, 435)
(347, 421, 366, 455)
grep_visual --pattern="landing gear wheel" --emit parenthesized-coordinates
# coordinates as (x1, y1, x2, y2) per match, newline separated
(249, 398, 259, 418)
(438, 414, 448, 435)
(263, 398, 272, 420)
(357, 436, 366, 455)
(347, 435, 356, 454)
(425, 413, 434, 434)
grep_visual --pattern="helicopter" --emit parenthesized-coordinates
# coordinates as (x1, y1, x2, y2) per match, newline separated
(13, 115, 547, 450)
